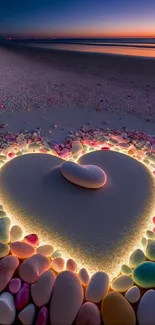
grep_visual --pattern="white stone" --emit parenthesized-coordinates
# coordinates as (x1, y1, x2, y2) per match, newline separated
(125, 286, 141, 303)
(137, 289, 155, 325)
(60, 161, 106, 189)
(10, 225, 23, 242)
(111, 275, 133, 293)
(0, 292, 16, 324)
(50, 271, 84, 325)
(18, 303, 36, 325)
(85, 271, 109, 303)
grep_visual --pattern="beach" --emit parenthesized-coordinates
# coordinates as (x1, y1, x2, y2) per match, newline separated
(1, 43, 155, 139)
(1, 43, 155, 325)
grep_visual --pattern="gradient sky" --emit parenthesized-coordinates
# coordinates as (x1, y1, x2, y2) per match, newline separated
(0, 0, 155, 38)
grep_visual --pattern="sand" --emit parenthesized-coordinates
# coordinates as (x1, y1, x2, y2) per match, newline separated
(0, 151, 154, 278)
(1, 43, 155, 142)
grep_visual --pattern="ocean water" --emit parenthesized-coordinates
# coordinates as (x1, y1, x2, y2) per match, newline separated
(4, 38, 155, 58)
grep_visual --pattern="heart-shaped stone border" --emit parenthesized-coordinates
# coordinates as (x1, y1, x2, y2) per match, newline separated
(1, 128, 155, 325)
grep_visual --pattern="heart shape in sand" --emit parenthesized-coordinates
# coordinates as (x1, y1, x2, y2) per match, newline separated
(0, 150, 154, 278)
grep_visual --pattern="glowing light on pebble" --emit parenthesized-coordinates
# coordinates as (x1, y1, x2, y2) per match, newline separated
(0, 134, 155, 281)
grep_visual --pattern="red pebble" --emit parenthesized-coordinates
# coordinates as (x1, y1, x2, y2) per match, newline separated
(8, 152, 15, 159)
(15, 283, 30, 310)
(9, 278, 21, 294)
(101, 147, 110, 150)
(24, 233, 39, 247)
(153, 171, 155, 176)
(35, 306, 48, 325)
(152, 216, 155, 225)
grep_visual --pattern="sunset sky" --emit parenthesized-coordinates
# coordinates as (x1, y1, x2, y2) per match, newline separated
(0, 0, 155, 38)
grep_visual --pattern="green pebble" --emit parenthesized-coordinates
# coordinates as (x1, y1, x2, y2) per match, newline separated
(133, 261, 155, 288)
(121, 264, 132, 275)
(141, 237, 148, 248)
(0, 155, 7, 161)
(0, 210, 7, 218)
(0, 159, 5, 164)
(16, 151, 23, 156)
(51, 250, 62, 259)
(143, 158, 149, 165)
(146, 230, 155, 239)
(43, 146, 50, 152)
(129, 249, 146, 268)
(29, 143, 40, 150)
(0, 242, 10, 258)
(0, 217, 11, 243)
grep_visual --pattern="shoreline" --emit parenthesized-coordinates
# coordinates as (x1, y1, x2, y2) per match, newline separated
(1, 43, 155, 132)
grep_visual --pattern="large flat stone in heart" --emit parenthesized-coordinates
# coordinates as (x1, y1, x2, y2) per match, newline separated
(0, 151, 154, 278)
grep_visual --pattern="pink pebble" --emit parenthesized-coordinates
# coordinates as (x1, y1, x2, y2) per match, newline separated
(15, 283, 30, 310)
(152, 216, 155, 225)
(24, 234, 39, 247)
(35, 306, 48, 325)
(9, 278, 21, 294)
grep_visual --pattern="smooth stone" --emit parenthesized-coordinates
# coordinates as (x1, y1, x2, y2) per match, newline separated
(18, 303, 36, 325)
(0, 210, 7, 217)
(76, 302, 101, 325)
(35, 306, 48, 325)
(0, 292, 16, 325)
(0, 217, 11, 243)
(137, 290, 155, 325)
(111, 275, 133, 293)
(51, 257, 65, 273)
(146, 230, 155, 239)
(60, 161, 106, 189)
(15, 283, 30, 310)
(133, 261, 155, 288)
(0, 256, 19, 293)
(125, 286, 141, 303)
(19, 254, 50, 283)
(51, 250, 62, 259)
(129, 249, 146, 268)
(0, 242, 10, 258)
(121, 264, 132, 275)
(36, 244, 54, 256)
(78, 268, 90, 286)
(146, 152, 155, 163)
(10, 241, 35, 259)
(29, 143, 40, 150)
(31, 270, 55, 307)
(24, 233, 39, 247)
(9, 278, 21, 294)
(66, 259, 78, 273)
(101, 291, 136, 325)
(10, 225, 23, 242)
(0, 155, 7, 161)
(145, 240, 155, 260)
(141, 237, 148, 248)
(85, 271, 109, 303)
(71, 142, 83, 155)
(50, 270, 84, 325)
